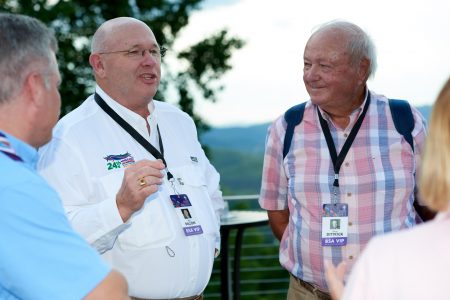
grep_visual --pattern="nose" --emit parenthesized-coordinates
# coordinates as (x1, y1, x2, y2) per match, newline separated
(142, 50, 159, 66)
(303, 64, 320, 82)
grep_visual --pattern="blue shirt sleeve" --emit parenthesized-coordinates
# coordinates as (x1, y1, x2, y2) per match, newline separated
(0, 179, 111, 300)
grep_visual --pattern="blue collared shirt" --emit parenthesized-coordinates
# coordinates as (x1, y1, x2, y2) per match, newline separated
(0, 131, 110, 300)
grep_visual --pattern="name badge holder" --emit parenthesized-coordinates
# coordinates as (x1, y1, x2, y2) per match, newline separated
(321, 203, 348, 246)
(169, 185, 203, 236)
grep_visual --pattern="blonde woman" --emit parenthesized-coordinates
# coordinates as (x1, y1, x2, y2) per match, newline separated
(326, 77, 450, 300)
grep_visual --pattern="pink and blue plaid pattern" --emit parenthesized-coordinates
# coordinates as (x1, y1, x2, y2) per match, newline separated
(259, 91, 426, 290)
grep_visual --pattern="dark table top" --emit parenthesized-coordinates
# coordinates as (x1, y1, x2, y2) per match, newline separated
(220, 210, 269, 229)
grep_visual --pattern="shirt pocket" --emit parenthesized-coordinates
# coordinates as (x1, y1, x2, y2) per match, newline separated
(98, 171, 175, 250)
(118, 196, 176, 250)
(174, 164, 220, 235)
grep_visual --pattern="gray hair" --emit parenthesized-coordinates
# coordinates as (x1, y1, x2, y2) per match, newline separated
(313, 20, 377, 79)
(0, 13, 58, 103)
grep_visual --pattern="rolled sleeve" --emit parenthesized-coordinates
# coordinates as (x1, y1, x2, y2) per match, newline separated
(259, 116, 289, 211)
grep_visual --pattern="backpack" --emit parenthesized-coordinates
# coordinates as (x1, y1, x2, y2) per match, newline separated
(282, 99, 414, 159)
(282, 99, 435, 222)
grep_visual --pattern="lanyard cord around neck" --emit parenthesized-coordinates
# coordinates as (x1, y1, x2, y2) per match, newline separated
(94, 93, 174, 181)
(317, 93, 371, 188)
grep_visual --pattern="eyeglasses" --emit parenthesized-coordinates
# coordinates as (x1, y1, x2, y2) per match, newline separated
(98, 47, 167, 60)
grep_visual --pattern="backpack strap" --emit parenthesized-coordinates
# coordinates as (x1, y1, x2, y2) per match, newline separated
(388, 99, 434, 220)
(283, 102, 307, 159)
(283, 99, 415, 157)
(388, 99, 415, 152)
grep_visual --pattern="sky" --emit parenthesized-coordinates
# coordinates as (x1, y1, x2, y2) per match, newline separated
(169, 0, 450, 127)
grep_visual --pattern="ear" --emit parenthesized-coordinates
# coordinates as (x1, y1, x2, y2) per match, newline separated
(14, 72, 46, 136)
(357, 58, 371, 84)
(89, 53, 106, 78)
(23, 71, 46, 110)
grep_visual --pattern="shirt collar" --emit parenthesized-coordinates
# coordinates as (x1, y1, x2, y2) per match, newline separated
(317, 88, 369, 128)
(0, 130, 38, 169)
(95, 86, 158, 138)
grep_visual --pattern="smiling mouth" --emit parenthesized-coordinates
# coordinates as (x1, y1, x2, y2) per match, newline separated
(142, 74, 156, 80)
(309, 84, 325, 90)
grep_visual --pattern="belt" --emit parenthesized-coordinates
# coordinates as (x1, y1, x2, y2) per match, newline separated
(291, 275, 331, 300)
(131, 295, 202, 300)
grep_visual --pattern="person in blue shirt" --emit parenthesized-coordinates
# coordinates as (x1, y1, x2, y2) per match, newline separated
(0, 13, 129, 300)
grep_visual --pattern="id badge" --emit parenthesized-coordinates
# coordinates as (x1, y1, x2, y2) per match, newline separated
(169, 194, 203, 236)
(321, 203, 348, 246)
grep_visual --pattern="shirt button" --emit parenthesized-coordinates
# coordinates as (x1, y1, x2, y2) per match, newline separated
(349, 255, 354, 260)
(348, 221, 353, 226)
(347, 192, 352, 197)
(345, 162, 350, 167)
(344, 133, 348, 138)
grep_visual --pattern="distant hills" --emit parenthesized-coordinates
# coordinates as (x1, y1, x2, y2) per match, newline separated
(202, 105, 432, 196)
(201, 123, 269, 154)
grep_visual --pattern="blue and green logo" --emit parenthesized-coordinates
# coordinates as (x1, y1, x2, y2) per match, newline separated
(103, 152, 135, 170)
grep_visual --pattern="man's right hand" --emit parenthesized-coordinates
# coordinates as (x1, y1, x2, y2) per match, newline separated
(116, 159, 165, 222)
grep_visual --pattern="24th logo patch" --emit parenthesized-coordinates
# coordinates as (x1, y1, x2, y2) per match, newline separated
(103, 152, 135, 170)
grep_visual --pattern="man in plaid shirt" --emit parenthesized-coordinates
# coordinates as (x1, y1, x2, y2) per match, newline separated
(259, 20, 427, 300)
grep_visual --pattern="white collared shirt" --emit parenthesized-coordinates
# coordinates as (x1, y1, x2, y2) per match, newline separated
(38, 86, 224, 298)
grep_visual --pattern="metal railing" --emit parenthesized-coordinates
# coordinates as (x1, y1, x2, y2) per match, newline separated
(204, 195, 289, 300)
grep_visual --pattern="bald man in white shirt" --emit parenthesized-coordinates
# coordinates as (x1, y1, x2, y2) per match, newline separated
(38, 17, 224, 300)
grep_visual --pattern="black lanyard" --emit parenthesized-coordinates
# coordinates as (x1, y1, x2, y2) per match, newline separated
(94, 93, 174, 181)
(317, 93, 371, 188)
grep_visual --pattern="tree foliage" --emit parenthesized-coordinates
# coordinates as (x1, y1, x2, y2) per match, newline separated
(1, 0, 244, 135)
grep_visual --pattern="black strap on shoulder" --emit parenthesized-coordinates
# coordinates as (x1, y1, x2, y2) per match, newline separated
(283, 102, 307, 159)
(283, 99, 415, 158)
(388, 99, 415, 152)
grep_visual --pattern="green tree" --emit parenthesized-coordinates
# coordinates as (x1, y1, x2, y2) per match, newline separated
(1, 0, 244, 135)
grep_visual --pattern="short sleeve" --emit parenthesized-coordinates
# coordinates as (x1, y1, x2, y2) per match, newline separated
(0, 180, 110, 300)
(259, 116, 289, 210)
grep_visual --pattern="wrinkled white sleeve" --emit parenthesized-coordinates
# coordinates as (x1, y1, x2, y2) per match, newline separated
(38, 137, 128, 254)
(205, 159, 224, 227)
(190, 121, 224, 252)
(205, 159, 223, 255)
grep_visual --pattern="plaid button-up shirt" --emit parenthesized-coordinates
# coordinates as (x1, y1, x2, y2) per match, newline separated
(259, 90, 427, 291)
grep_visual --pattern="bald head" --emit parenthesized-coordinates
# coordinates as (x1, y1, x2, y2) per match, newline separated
(309, 20, 377, 79)
(91, 17, 153, 53)
(88, 17, 162, 116)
